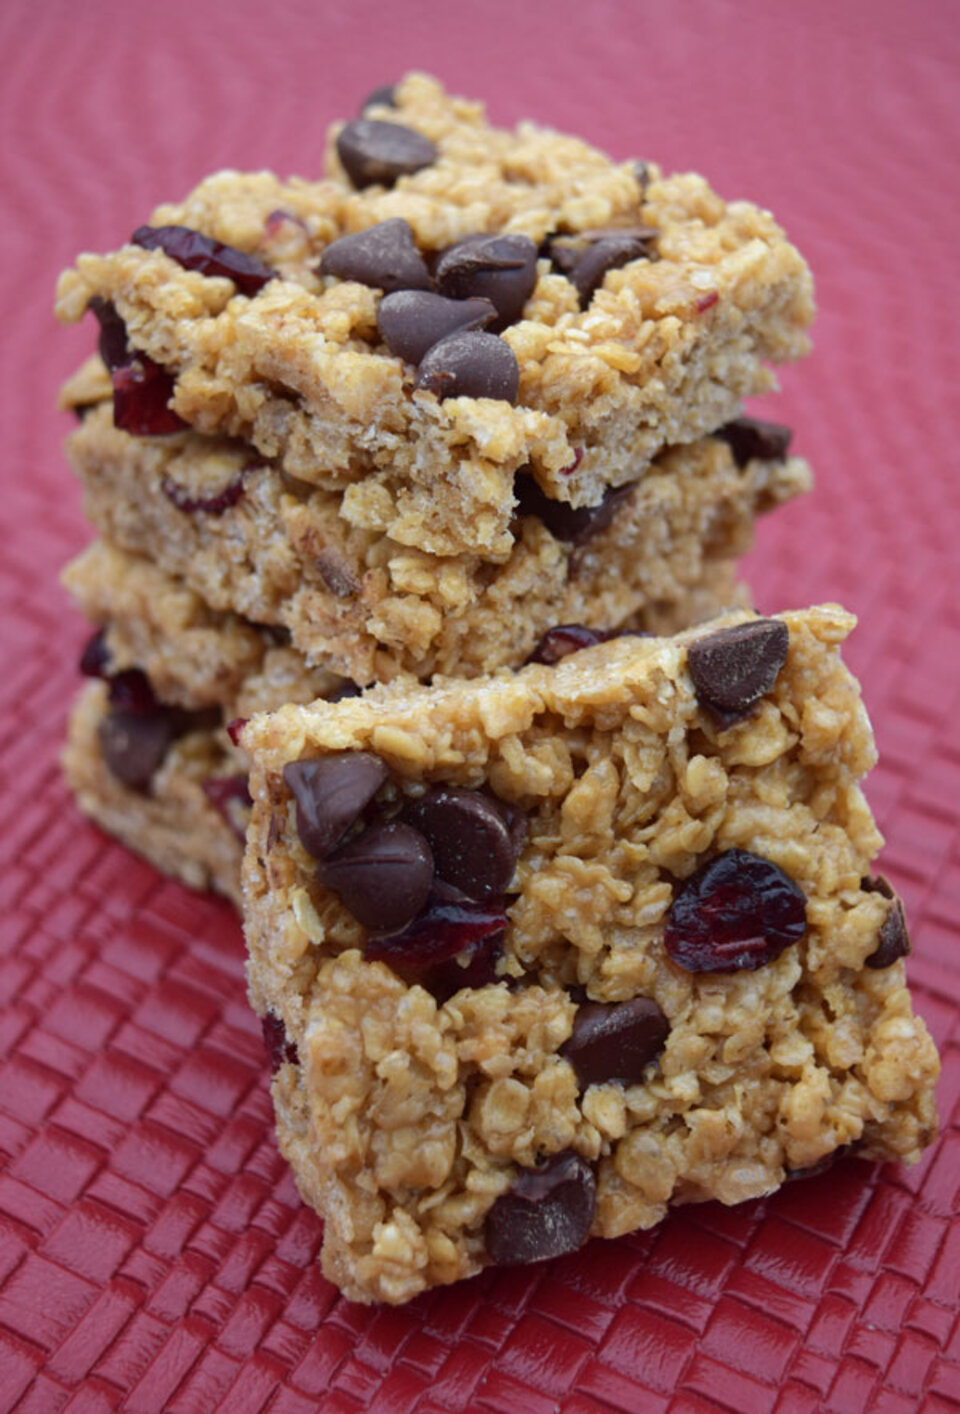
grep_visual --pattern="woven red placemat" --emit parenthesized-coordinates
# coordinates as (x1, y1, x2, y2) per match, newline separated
(1, 1, 958, 1409)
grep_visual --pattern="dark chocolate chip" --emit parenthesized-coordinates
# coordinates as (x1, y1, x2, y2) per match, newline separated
(377, 290, 497, 364)
(365, 887, 507, 971)
(548, 227, 657, 308)
(687, 618, 789, 722)
(262, 1013, 299, 1072)
(514, 473, 634, 545)
(434, 234, 539, 331)
(361, 84, 397, 111)
(327, 680, 363, 703)
(526, 624, 605, 665)
(88, 297, 130, 372)
(404, 786, 523, 900)
(485, 1151, 596, 1265)
(283, 753, 388, 859)
(317, 820, 434, 933)
(561, 997, 669, 1089)
(319, 219, 431, 294)
(716, 416, 793, 467)
(132, 225, 276, 297)
(79, 627, 111, 679)
(98, 707, 179, 792)
(664, 848, 808, 973)
(336, 119, 437, 189)
(861, 876, 911, 968)
(415, 330, 519, 403)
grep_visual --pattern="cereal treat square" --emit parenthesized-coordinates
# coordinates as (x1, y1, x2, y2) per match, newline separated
(240, 606, 939, 1304)
(55, 73, 813, 559)
(64, 681, 245, 906)
(61, 392, 806, 680)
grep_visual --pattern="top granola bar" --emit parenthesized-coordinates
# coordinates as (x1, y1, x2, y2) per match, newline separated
(55, 73, 813, 557)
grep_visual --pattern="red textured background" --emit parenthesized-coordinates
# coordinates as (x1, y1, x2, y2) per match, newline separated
(2, 1, 959, 1410)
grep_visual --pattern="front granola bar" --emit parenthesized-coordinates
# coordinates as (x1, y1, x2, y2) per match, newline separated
(240, 605, 939, 1304)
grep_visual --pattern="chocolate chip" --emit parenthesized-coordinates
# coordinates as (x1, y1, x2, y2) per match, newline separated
(415, 331, 519, 403)
(98, 708, 179, 792)
(404, 786, 524, 900)
(327, 681, 363, 703)
(361, 84, 397, 111)
(319, 219, 431, 294)
(336, 119, 437, 189)
(561, 997, 669, 1089)
(861, 876, 911, 968)
(784, 1147, 849, 1182)
(716, 416, 793, 467)
(514, 473, 634, 545)
(485, 1152, 596, 1265)
(526, 624, 605, 665)
(377, 291, 497, 364)
(664, 848, 807, 973)
(317, 820, 434, 933)
(283, 753, 388, 859)
(548, 227, 657, 308)
(687, 618, 789, 722)
(434, 234, 538, 331)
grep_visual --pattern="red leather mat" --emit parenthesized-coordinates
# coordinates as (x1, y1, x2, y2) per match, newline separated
(1, 1, 958, 1409)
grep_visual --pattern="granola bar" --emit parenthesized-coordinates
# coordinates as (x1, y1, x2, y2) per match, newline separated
(239, 605, 939, 1304)
(55, 73, 813, 560)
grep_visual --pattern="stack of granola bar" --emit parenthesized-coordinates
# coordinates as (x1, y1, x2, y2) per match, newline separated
(57, 76, 937, 1307)
(57, 73, 812, 906)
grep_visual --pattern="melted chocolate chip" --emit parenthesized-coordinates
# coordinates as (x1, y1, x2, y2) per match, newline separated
(687, 618, 789, 723)
(664, 848, 808, 973)
(551, 228, 657, 308)
(319, 218, 431, 294)
(527, 624, 605, 665)
(716, 416, 793, 467)
(415, 330, 519, 403)
(485, 1151, 596, 1265)
(404, 786, 524, 900)
(361, 84, 397, 111)
(365, 888, 507, 971)
(434, 234, 538, 331)
(262, 1013, 299, 1072)
(336, 119, 437, 189)
(514, 473, 634, 544)
(318, 820, 434, 933)
(377, 290, 497, 364)
(132, 225, 276, 296)
(861, 876, 911, 968)
(283, 753, 388, 859)
(561, 997, 669, 1089)
(98, 708, 180, 792)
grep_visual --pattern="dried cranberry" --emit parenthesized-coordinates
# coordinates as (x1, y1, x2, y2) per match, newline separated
(226, 718, 247, 747)
(527, 624, 606, 665)
(161, 472, 247, 515)
(88, 296, 130, 371)
(132, 225, 276, 296)
(365, 891, 507, 971)
(79, 627, 111, 679)
(202, 774, 253, 841)
(664, 848, 807, 973)
(107, 669, 159, 716)
(417, 932, 505, 1003)
(262, 1013, 299, 1072)
(111, 357, 187, 435)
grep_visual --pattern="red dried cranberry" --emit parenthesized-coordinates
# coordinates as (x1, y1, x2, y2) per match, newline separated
(79, 627, 111, 679)
(262, 1013, 299, 1072)
(112, 357, 187, 435)
(107, 669, 159, 716)
(527, 624, 606, 665)
(664, 848, 807, 973)
(226, 718, 247, 747)
(88, 297, 130, 371)
(202, 774, 253, 841)
(132, 225, 276, 296)
(161, 472, 247, 515)
(417, 932, 505, 1002)
(365, 890, 507, 971)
